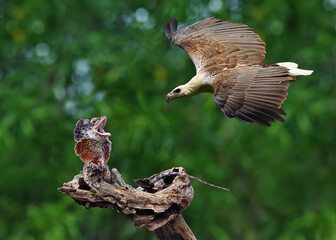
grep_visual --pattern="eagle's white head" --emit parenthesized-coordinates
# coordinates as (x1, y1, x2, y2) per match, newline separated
(165, 73, 213, 102)
(165, 84, 193, 102)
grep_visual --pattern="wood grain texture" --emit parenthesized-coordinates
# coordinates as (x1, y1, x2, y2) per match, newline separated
(59, 167, 195, 239)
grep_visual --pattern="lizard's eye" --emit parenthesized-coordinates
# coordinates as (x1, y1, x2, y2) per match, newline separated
(173, 88, 181, 94)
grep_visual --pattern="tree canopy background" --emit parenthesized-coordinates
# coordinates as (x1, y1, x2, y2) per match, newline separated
(0, 0, 335, 239)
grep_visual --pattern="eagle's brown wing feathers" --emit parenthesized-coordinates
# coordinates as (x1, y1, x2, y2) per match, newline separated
(165, 17, 292, 126)
(214, 66, 290, 126)
(165, 17, 266, 72)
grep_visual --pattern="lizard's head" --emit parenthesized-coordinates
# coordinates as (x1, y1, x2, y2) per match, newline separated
(74, 116, 111, 142)
(74, 116, 112, 164)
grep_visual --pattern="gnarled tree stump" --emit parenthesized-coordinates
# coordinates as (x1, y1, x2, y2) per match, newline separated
(58, 167, 196, 240)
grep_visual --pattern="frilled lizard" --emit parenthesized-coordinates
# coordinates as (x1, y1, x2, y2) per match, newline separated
(73, 116, 129, 188)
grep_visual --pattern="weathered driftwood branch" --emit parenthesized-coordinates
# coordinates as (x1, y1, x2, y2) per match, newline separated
(59, 116, 198, 239)
(60, 116, 229, 239)
(58, 167, 196, 240)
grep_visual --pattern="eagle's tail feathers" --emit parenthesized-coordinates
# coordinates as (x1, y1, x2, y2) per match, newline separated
(277, 62, 313, 76)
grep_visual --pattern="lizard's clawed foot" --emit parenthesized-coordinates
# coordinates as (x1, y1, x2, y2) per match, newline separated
(122, 183, 138, 198)
(111, 168, 138, 198)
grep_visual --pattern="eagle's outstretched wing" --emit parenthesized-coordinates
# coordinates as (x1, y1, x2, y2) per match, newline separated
(213, 65, 290, 126)
(165, 17, 266, 73)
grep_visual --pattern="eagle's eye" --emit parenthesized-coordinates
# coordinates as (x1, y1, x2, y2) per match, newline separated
(173, 88, 181, 94)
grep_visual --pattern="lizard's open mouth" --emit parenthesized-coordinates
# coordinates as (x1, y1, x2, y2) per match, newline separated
(95, 116, 111, 137)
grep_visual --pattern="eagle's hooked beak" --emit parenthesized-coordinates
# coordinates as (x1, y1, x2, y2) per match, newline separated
(165, 93, 173, 103)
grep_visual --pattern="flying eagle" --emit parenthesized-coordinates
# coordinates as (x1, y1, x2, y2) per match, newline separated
(164, 17, 313, 126)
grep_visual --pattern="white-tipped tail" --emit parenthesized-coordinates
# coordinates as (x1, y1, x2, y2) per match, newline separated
(277, 62, 313, 76)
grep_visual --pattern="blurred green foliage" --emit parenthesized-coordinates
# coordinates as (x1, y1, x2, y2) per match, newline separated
(0, 0, 335, 239)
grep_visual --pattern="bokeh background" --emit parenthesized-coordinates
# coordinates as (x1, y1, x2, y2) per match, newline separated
(0, 0, 335, 239)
